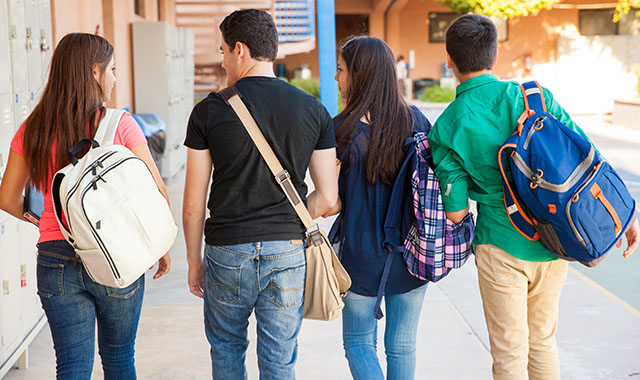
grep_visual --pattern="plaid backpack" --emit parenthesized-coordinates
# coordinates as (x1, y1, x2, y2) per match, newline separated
(403, 132, 475, 282)
(376, 131, 474, 319)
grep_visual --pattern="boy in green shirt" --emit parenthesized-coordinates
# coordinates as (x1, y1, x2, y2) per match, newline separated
(428, 14, 639, 380)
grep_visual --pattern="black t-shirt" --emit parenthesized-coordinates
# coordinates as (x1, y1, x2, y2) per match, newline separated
(184, 77, 336, 246)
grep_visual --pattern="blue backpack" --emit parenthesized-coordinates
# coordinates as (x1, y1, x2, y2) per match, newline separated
(499, 81, 636, 267)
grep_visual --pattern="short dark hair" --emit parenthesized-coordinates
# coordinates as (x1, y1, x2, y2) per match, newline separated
(219, 9, 278, 61)
(445, 14, 497, 74)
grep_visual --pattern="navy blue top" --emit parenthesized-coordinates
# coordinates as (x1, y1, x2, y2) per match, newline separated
(329, 106, 432, 296)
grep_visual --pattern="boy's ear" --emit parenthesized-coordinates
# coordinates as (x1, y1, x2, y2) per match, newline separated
(446, 53, 455, 70)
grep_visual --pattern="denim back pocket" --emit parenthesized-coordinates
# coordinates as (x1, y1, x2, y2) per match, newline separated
(36, 258, 65, 298)
(205, 255, 241, 302)
(106, 276, 143, 299)
(268, 263, 305, 309)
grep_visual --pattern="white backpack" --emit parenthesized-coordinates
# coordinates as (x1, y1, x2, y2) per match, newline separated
(52, 109, 178, 288)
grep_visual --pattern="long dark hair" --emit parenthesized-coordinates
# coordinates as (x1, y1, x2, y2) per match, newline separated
(23, 33, 113, 190)
(334, 36, 414, 185)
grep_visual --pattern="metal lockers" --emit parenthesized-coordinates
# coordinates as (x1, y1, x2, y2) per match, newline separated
(0, 0, 51, 376)
(132, 21, 194, 180)
(0, 1, 12, 96)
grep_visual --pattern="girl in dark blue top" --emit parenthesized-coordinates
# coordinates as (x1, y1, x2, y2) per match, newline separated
(328, 36, 432, 380)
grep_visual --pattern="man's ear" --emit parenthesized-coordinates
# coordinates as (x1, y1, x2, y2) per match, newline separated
(234, 41, 245, 60)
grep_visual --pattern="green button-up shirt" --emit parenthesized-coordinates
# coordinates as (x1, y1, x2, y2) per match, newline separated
(428, 74, 592, 261)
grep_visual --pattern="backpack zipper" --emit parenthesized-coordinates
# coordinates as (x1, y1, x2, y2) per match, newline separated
(64, 150, 119, 234)
(77, 155, 163, 283)
(565, 163, 602, 247)
(523, 116, 546, 150)
(79, 156, 141, 281)
(511, 147, 595, 193)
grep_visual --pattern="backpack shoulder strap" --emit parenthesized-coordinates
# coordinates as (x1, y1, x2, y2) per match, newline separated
(94, 109, 126, 146)
(498, 134, 539, 241)
(520, 81, 546, 114)
(516, 81, 546, 134)
(218, 86, 316, 230)
(51, 172, 74, 245)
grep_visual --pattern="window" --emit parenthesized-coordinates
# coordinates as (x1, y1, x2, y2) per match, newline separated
(428, 13, 458, 43)
(580, 9, 616, 35)
(579, 9, 638, 35)
(428, 13, 508, 43)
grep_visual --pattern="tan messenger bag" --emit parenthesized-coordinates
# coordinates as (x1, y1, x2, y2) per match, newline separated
(219, 86, 351, 321)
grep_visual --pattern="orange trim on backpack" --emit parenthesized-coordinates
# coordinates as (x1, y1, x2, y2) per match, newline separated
(533, 81, 547, 112)
(590, 183, 622, 235)
(498, 143, 540, 241)
(517, 109, 535, 136)
(520, 84, 530, 111)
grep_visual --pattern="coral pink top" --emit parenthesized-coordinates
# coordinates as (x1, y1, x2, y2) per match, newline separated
(11, 112, 147, 243)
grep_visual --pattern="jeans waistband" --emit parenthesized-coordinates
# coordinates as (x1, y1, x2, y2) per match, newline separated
(37, 240, 78, 262)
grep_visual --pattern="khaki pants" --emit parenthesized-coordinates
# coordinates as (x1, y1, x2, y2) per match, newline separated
(475, 244, 568, 380)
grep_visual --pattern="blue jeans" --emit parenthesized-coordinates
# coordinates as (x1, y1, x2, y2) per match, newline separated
(203, 240, 305, 380)
(36, 240, 144, 380)
(342, 284, 428, 380)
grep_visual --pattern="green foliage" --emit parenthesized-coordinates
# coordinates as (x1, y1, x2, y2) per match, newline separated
(614, 0, 640, 22)
(440, 0, 638, 22)
(287, 77, 344, 112)
(289, 78, 320, 98)
(439, 0, 559, 19)
(420, 85, 456, 103)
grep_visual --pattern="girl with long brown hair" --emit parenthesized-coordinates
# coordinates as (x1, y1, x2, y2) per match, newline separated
(327, 36, 433, 380)
(0, 33, 170, 379)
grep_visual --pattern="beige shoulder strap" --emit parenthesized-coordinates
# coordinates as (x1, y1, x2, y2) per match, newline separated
(219, 86, 316, 231)
(94, 109, 125, 146)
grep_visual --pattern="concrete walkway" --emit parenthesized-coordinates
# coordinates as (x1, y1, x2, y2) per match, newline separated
(4, 115, 640, 380)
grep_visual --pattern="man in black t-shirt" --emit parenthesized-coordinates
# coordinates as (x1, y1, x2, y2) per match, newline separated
(182, 9, 339, 380)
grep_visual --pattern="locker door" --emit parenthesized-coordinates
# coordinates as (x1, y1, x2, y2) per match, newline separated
(18, 222, 42, 334)
(24, 0, 43, 105)
(8, 0, 28, 95)
(0, 219, 23, 353)
(0, 94, 14, 181)
(184, 28, 194, 110)
(0, 0, 12, 96)
(13, 93, 30, 131)
(37, 0, 52, 84)
(8, 0, 30, 129)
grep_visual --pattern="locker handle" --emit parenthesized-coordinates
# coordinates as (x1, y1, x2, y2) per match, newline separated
(40, 36, 50, 52)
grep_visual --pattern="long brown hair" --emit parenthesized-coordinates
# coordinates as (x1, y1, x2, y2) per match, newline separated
(23, 33, 113, 190)
(334, 36, 414, 185)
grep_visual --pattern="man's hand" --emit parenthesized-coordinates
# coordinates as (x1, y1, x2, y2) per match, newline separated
(188, 260, 204, 298)
(152, 252, 171, 279)
(622, 218, 639, 258)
